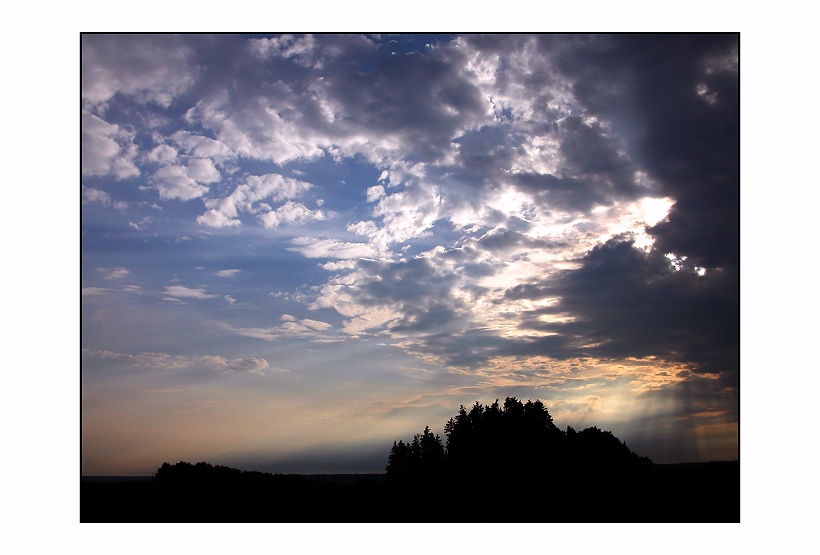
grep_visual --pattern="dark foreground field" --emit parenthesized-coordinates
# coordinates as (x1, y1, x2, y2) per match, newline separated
(81, 461, 738, 523)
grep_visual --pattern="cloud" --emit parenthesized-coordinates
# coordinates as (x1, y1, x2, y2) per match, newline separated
(507, 237, 738, 377)
(82, 34, 199, 108)
(163, 285, 220, 299)
(307, 35, 736, 386)
(200, 355, 270, 374)
(82, 186, 128, 210)
(259, 201, 325, 230)
(146, 143, 179, 165)
(288, 237, 379, 259)
(320, 260, 358, 272)
(225, 317, 335, 341)
(198, 174, 314, 228)
(81, 113, 140, 179)
(322, 38, 488, 162)
(83, 349, 271, 374)
(98, 267, 130, 280)
(82, 187, 111, 205)
(151, 158, 221, 201)
(248, 34, 319, 67)
(82, 287, 111, 296)
(197, 209, 240, 228)
(151, 164, 210, 201)
(184, 82, 329, 165)
(82, 349, 190, 370)
(215, 269, 241, 278)
(309, 251, 475, 338)
(301, 319, 332, 331)
(309, 207, 733, 380)
(180, 34, 490, 169)
(370, 181, 443, 245)
(185, 158, 221, 184)
(170, 131, 232, 159)
(366, 184, 385, 202)
(552, 34, 739, 270)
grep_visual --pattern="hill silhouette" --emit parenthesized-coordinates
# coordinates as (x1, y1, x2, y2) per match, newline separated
(81, 397, 739, 522)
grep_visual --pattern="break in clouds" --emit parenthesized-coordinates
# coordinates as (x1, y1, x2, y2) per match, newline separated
(82, 34, 738, 470)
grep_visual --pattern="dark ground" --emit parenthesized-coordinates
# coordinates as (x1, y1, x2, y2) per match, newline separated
(80, 461, 739, 523)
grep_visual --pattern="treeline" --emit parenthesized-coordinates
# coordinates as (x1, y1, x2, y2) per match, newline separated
(154, 398, 652, 489)
(153, 460, 320, 487)
(386, 397, 652, 486)
(83, 397, 739, 522)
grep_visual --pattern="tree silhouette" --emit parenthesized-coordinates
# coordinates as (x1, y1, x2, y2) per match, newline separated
(153, 460, 316, 488)
(386, 426, 444, 484)
(386, 397, 651, 487)
(385, 440, 413, 482)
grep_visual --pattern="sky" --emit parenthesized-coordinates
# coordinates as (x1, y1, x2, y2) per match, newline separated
(81, 33, 739, 475)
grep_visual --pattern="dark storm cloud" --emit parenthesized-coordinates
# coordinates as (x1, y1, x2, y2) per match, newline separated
(551, 34, 739, 269)
(528, 34, 739, 377)
(509, 237, 738, 378)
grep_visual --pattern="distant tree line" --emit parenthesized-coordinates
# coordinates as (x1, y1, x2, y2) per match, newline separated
(386, 397, 651, 486)
(153, 398, 650, 490)
(153, 460, 318, 487)
(90, 397, 738, 523)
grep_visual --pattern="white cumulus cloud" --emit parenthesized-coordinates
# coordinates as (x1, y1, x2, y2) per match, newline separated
(366, 184, 386, 203)
(152, 165, 210, 201)
(82, 113, 140, 179)
(259, 201, 325, 229)
(99, 267, 130, 280)
(170, 131, 233, 159)
(163, 285, 219, 299)
(199, 174, 315, 228)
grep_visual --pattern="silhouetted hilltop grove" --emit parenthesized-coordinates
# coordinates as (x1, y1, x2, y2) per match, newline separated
(81, 397, 739, 523)
(386, 397, 651, 487)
